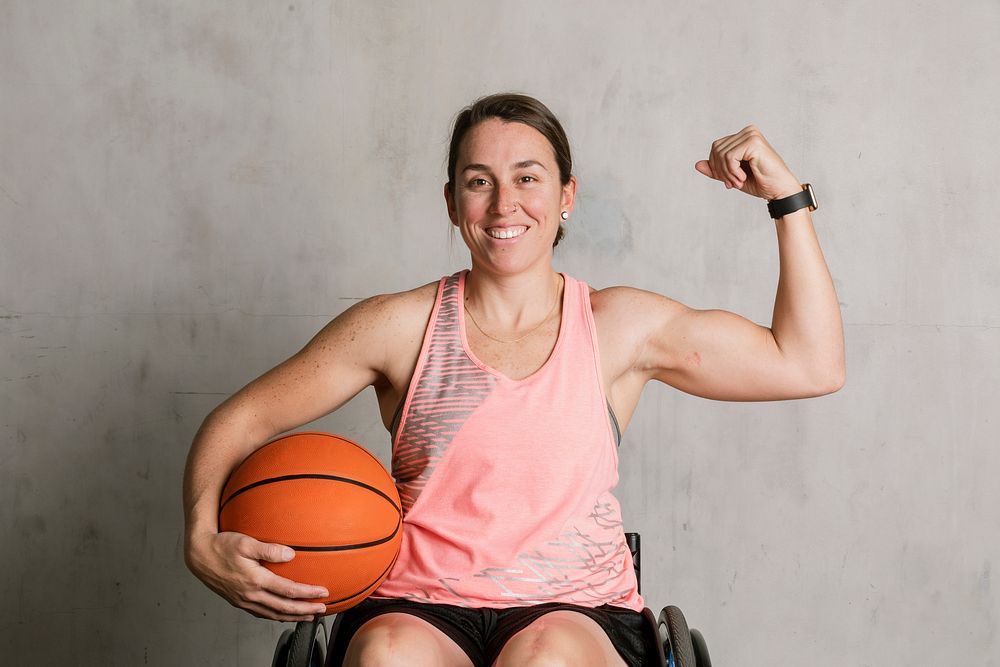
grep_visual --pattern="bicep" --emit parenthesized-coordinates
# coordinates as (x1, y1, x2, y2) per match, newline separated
(639, 297, 821, 401)
(212, 297, 387, 439)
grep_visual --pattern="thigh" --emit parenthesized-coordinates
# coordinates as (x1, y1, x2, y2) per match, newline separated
(490, 610, 627, 667)
(343, 613, 475, 667)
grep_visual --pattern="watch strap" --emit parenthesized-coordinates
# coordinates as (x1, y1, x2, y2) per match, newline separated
(767, 184, 816, 219)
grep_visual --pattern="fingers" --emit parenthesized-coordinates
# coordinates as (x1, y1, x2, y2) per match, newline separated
(263, 570, 330, 603)
(695, 158, 742, 186)
(709, 126, 754, 189)
(236, 584, 329, 621)
(240, 537, 295, 564)
(223, 534, 330, 620)
(694, 160, 714, 179)
(239, 598, 324, 623)
(232, 567, 330, 620)
(698, 124, 800, 199)
(244, 541, 329, 595)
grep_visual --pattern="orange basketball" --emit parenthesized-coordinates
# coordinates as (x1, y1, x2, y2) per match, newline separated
(219, 431, 402, 615)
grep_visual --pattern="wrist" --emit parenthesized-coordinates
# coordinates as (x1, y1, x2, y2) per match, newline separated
(185, 516, 219, 550)
(767, 183, 817, 219)
(769, 182, 804, 201)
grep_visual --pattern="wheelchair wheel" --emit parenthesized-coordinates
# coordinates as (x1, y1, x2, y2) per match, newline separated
(659, 606, 696, 667)
(271, 628, 294, 667)
(691, 628, 712, 667)
(272, 618, 327, 667)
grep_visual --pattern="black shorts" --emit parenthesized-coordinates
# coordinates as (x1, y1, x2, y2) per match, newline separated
(325, 597, 662, 667)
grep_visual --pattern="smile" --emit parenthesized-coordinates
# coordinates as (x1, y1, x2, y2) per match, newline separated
(486, 226, 527, 239)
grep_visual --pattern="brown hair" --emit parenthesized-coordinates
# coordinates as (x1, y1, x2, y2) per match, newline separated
(447, 93, 573, 247)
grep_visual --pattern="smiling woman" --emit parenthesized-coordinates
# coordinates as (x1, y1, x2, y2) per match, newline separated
(444, 117, 576, 284)
(445, 94, 575, 249)
(183, 92, 844, 667)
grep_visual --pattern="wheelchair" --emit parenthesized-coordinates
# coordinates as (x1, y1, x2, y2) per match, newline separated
(272, 533, 711, 667)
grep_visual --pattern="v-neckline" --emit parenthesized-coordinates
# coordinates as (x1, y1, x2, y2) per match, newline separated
(457, 269, 569, 383)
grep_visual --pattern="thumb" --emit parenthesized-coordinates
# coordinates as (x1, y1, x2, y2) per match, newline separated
(694, 160, 716, 180)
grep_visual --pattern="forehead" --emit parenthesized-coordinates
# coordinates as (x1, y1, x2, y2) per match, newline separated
(458, 118, 556, 168)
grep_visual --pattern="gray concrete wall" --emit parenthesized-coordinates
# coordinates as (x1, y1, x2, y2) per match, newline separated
(2, 1, 997, 664)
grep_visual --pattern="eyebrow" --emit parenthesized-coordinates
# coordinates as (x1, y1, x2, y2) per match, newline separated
(460, 160, 549, 174)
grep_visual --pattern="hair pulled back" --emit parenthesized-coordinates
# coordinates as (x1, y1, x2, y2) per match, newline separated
(447, 93, 573, 247)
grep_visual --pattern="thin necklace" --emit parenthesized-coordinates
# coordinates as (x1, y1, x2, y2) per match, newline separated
(464, 276, 564, 344)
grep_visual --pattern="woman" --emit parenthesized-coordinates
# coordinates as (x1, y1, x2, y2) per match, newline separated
(184, 93, 844, 666)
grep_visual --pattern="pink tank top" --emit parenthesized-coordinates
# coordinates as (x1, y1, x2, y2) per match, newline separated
(371, 270, 643, 611)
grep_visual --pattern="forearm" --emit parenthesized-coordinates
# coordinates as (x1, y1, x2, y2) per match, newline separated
(770, 207, 845, 390)
(183, 405, 270, 550)
(182, 405, 329, 620)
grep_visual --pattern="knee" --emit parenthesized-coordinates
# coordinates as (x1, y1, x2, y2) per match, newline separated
(342, 617, 442, 667)
(493, 622, 606, 667)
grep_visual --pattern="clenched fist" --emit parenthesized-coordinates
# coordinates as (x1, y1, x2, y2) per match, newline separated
(695, 125, 803, 202)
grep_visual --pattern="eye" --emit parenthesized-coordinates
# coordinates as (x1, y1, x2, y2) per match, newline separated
(519, 175, 537, 183)
(468, 177, 490, 187)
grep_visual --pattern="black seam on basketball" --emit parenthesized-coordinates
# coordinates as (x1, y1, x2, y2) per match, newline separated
(285, 515, 401, 552)
(256, 432, 388, 475)
(219, 473, 402, 512)
(324, 548, 401, 607)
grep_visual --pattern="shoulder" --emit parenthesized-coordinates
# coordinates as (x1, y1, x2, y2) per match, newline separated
(589, 284, 688, 326)
(587, 284, 691, 373)
(337, 280, 439, 337)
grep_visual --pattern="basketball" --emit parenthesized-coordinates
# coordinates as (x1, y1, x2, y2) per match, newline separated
(218, 431, 402, 615)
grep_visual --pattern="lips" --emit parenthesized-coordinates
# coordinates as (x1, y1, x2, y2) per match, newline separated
(486, 226, 527, 239)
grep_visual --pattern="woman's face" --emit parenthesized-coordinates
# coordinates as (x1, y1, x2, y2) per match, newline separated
(445, 118, 575, 276)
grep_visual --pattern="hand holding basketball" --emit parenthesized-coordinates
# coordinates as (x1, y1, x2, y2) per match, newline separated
(217, 432, 403, 616)
(186, 530, 329, 622)
(694, 125, 802, 201)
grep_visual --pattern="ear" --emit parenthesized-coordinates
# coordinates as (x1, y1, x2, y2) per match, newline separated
(444, 182, 459, 226)
(561, 175, 577, 218)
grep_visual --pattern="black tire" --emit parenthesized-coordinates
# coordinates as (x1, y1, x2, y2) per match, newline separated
(271, 628, 294, 667)
(659, 606, 696, 667)
(278, 618, 327, 667)
(690, 629, 712, 667)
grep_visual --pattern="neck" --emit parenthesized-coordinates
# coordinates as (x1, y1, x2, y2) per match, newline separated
(464, 265, 563, 330)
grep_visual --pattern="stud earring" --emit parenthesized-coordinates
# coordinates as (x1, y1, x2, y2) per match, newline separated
(560, 211, 569, 220)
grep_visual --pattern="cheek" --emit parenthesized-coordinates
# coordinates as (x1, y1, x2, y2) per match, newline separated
(457, 192, 488, 215)
(524, 189, 561, 213)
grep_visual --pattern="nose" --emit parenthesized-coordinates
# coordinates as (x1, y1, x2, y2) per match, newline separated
(489, 184, 517, 217)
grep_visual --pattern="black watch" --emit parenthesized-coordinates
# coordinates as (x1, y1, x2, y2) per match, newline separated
(767, 183, 818, 219)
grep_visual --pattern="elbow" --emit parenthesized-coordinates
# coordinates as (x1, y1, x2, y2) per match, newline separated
(812, 363, 846, 396)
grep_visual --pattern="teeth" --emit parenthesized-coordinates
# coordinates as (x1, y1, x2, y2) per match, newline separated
(487, 227, 526, 239)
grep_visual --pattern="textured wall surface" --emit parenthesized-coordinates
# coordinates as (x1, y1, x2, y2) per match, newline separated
(2, 1, 998, 664)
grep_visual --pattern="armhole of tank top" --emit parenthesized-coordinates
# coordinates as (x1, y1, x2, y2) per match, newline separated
(389, 276, 449, 448)
(580, 281, 624, 451)
(389, 383, 408, 440)
(607, 401, 622, 447)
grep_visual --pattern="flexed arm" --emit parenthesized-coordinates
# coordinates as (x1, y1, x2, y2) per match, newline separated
(699, 125, 844, 392)
(616, 125, 844, 401)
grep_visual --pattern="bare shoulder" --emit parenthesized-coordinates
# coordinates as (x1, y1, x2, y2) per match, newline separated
(588, 285, 690, 375)
(590, 285, 687, 320)
(589, 285, 688, 340)
(348, 280, 438, 324)
(316, 280, 438, 358)
(219, 280, 439, 437)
